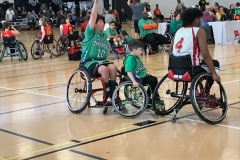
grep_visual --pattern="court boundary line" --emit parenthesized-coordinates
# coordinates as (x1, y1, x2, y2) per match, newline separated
(69, 149, 107, 160)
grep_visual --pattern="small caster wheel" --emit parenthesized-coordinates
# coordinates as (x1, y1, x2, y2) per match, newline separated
(171, 118, 176, 123)
(50, 55, 52, 59)
(103, 107, 108, 114)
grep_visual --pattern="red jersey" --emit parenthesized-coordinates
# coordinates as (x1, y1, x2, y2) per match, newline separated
(80, 20, 88, 33)
(113, 11, 119, 18)
(40, 24, 52, 37)
(1, 30, 14, 37)
(153, 9, 161, 16)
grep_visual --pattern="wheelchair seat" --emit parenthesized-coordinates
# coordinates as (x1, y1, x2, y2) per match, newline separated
(2, 36, 17, 48)
(168, 54, 193, 82)
(68, 31, 79, 41)
(43, 35, 54, 44)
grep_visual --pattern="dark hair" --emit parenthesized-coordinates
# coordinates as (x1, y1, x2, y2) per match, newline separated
(3, 22, 11, 29)
(60, 19, 66, 24)
(206, 2, 209, 5)
(109, 21, 115, 25)
(146, 5, 151, 12)
(95, 14, 105, 24)
(128, 40, 144, 52)
(174, 11, 180, 17)
(236, 2, 240, 7)
(182, 8, 203, 26)
(108, 9, 113, 14)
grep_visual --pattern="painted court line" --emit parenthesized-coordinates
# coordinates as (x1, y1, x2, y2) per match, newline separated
(183, 118, 240, 130)
(69, 149, 107, 160)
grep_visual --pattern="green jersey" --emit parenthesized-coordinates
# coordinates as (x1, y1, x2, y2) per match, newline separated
(138, 19, 155, 37)
(123, 54, 146, 78)
(105, 28, 118, 37)
(81, 24, 110, 68)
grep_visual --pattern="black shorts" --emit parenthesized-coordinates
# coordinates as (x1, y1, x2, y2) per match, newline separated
(109, 38, 114, 44)
(134, 20, 140, 34)
(87, 61, 111, 77)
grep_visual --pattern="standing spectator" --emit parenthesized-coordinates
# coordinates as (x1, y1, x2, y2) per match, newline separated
(119, 8, 127, 23)
(63, 3, 69, 14)
(0, 7, 5, 21)
(153, 4, 164, 22)
(198, 0, 206, 8)
(128, 0, 149, 39)
(6, 6, 14, 22)
(12, 6, 18, 20)
(75, 5, 80, 17)
(201, 5, 215, 27)
(176, 0, 184, 12)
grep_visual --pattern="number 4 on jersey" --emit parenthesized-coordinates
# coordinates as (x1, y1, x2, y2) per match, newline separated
(175, 38, 184, 53)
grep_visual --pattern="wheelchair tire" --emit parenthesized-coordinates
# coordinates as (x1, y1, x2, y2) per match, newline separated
(18, 42, 28, 61)
(31, 40, 43, 59)
(0, 43, 4, 61)
(152, 74, 188, 116)
(47, 39, 59, 57)
(56, 35, 69, 56)
(190, 73, 228, 124)
(112, 81, 148, 118)
(66, 66, 92, 114)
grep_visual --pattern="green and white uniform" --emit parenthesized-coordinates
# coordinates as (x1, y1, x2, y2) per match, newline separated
(105, 28, 118, 37)
(123, 54, 146, 78)
(81, 24, 110, 68)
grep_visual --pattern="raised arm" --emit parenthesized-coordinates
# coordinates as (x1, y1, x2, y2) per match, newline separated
(89, 0, 99, 29)
(127, 0, 131, 6)
(146, 0, 149, 4)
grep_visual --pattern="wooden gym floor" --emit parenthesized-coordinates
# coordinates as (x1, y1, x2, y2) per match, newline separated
(0, 24, 239, 160)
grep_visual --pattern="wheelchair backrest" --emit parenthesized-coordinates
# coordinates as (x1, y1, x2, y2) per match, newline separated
(43, 35, 53, 44)
(168, 54, 192, 75)
(2, 36, 16, 48)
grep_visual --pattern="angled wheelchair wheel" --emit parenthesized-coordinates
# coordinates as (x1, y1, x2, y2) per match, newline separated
(0, 43, 5, 61)
(56, 36, 69, 56)
(112, 81, 148, 118)
(47, 39, 59, 58)
(31, 40, 43, 59)
(18, 41, 28, 61)
(66, 66, 92, 114)
(190, 73, 228, 124)
(152, 74, 188, 116)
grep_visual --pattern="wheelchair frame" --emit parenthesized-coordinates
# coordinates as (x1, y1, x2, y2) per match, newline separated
(0, 38, 28, 62)
(152, 55, 228, 125)
(30, 30, 59, 59)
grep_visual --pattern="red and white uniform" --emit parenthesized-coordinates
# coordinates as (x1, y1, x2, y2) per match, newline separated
(1, 30, 14, 37)
(60, 24, 73, 36)
(172, 27, 201, 66)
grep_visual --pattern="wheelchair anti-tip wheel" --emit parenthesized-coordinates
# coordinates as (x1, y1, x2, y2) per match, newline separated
(112, 81, 148, 118)
(190, 73, 228, 124)
(66, 66, 92, 114)
(152, 74, 188, 116)
(31, 40, 44, 59)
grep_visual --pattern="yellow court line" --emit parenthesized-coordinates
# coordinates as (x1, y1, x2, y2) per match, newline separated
(7, 117, 166, 160)
(0, 157, 7, 160)
(6, 96, 240, 160)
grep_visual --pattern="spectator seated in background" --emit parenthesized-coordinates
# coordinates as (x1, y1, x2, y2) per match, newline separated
(50, 11, 57, 27)
(216, 6, 227, 21)
(201, 5, 215, 27)
(80, 15, 90, 34)
(146, 5, 153, 19)
(26, 12, 36, 30)
(113, 9, 119, 21)
(176, 0, 184, 12)
(153, 4, 164, 22)
(138, 11, 167, 54)
(169, 12, 183, 36)
(228, 4, 235, 20)
(105, 21, 123, 46)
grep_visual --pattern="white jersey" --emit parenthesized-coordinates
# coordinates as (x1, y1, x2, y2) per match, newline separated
(172, 27, 201, 66)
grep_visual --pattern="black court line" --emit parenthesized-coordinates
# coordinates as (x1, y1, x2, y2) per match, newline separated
(0, 92, 25, 98)
(69, 149, 107, 160)
(0, 101, 65, 115)
(22, 112, 199, 160)
(0, 67, 76, 79)
(0, 128, 53, 146)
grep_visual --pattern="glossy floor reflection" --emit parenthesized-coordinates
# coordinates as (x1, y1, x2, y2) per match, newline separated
(0, 23, 239, 160)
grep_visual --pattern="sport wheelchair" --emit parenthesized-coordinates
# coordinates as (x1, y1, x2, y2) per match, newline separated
(151, 54, 228, 124)
(56, 25, 80, 56)
(30, 30, 59, 59)
(66, 62, 149, 117)
(0, 37, 28, 62)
